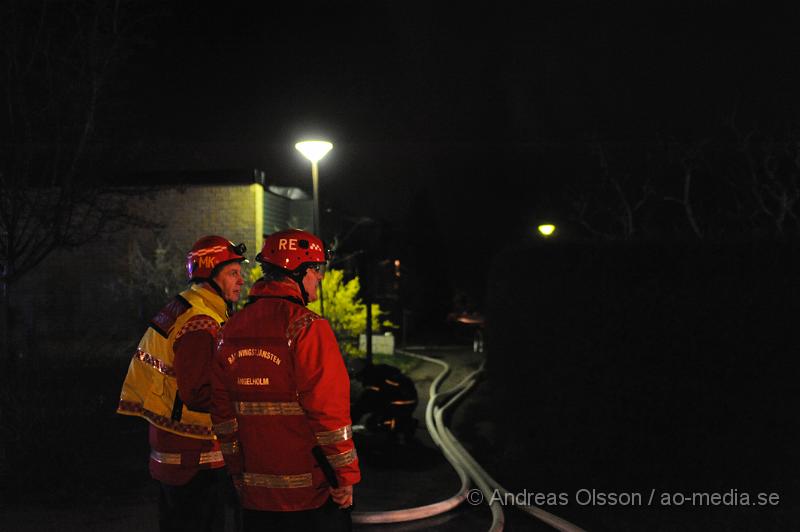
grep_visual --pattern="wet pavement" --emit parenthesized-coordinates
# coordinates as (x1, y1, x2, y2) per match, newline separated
(351, 345, 558, 531)
(352, 345, 492, 531)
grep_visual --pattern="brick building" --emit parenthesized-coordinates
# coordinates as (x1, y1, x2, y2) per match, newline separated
(12, 169, 312, 355)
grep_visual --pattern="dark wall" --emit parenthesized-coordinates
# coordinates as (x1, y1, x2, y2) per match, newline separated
(486, 239, 800, 488)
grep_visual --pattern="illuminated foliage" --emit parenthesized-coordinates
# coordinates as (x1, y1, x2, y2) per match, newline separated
(237, 267, 394, 354)
(307, 269, 394, 353)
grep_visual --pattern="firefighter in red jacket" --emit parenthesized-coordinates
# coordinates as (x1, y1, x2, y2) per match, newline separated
(211, 229, 360, 532)
(118, 236, 247, 532)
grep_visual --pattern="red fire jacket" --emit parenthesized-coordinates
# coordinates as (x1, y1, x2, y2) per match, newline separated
(118, 284, 227, 486)
(211, 278, 360, 511)
(150, 323, 224, 485)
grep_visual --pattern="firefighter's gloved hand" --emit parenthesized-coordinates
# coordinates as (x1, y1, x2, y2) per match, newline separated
(330, 484, 353, 509)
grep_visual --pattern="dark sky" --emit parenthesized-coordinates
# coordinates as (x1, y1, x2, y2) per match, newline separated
(105, 1, 800, 302)
(116, 2, 800, 141)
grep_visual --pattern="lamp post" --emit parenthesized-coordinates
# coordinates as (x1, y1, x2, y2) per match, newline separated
(294, 140, 333, 235)
(295, 140, 333, 317)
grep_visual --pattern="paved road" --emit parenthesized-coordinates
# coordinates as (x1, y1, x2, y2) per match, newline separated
(351, 345, 557, 532)
(352, 345, 492, 531)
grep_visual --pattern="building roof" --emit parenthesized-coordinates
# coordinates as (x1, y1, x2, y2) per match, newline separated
(267, 185, 310, 200)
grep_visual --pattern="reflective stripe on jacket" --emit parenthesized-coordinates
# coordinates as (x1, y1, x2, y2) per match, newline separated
(117, 284, 228, 439)
(211, 278, 360, 511)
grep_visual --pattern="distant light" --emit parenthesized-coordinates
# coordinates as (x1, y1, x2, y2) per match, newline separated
(538, 224, 556, 237)
(394, 259, 400, 268)
(295, 141, 333, 163)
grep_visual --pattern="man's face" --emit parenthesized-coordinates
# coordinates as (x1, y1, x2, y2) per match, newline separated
(213, 262, 244, 302)
(302, 264, 325, 303)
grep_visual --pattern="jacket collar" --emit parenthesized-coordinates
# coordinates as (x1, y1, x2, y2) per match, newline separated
(248, 278, 305, 305)
(189, 283, 229, 318)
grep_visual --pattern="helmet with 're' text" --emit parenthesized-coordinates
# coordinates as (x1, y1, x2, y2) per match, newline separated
(256, 229, 328, 272)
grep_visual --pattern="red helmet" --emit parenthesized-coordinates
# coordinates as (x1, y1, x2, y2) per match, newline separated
(186, 235, 247, 281)
(257, 229, 327, 272)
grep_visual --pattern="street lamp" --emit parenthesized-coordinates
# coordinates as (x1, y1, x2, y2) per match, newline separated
(538, 223, 556, 237)
(295, 140, 333, 318)
(295, 140, 333, 235)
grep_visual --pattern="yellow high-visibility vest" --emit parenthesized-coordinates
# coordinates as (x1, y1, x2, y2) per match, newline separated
(117, 284, 227, 439)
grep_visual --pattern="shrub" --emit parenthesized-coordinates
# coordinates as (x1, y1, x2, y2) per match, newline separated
(307, 269, 394, 355)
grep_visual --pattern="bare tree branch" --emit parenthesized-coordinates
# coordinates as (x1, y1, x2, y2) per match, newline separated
(0, 1, 164, 375)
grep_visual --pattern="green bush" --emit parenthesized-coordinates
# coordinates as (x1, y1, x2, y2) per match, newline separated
(236, 266, 395, 356)
(307, 269, 395, 355)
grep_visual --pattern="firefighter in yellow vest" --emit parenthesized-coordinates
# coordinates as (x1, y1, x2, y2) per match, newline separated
(118, 235, 247, 532)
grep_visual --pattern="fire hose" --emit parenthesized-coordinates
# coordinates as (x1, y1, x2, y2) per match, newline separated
(352, 348, 586, 532)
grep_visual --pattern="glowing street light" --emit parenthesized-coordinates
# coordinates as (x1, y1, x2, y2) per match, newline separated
(295, 140, 333, 235)
(538, 223, 556, 237)
(295, 140, 332, 318)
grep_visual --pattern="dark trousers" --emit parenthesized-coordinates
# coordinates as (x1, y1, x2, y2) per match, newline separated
(242, 498, 352, 532)
(158, 468, 237, 532)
